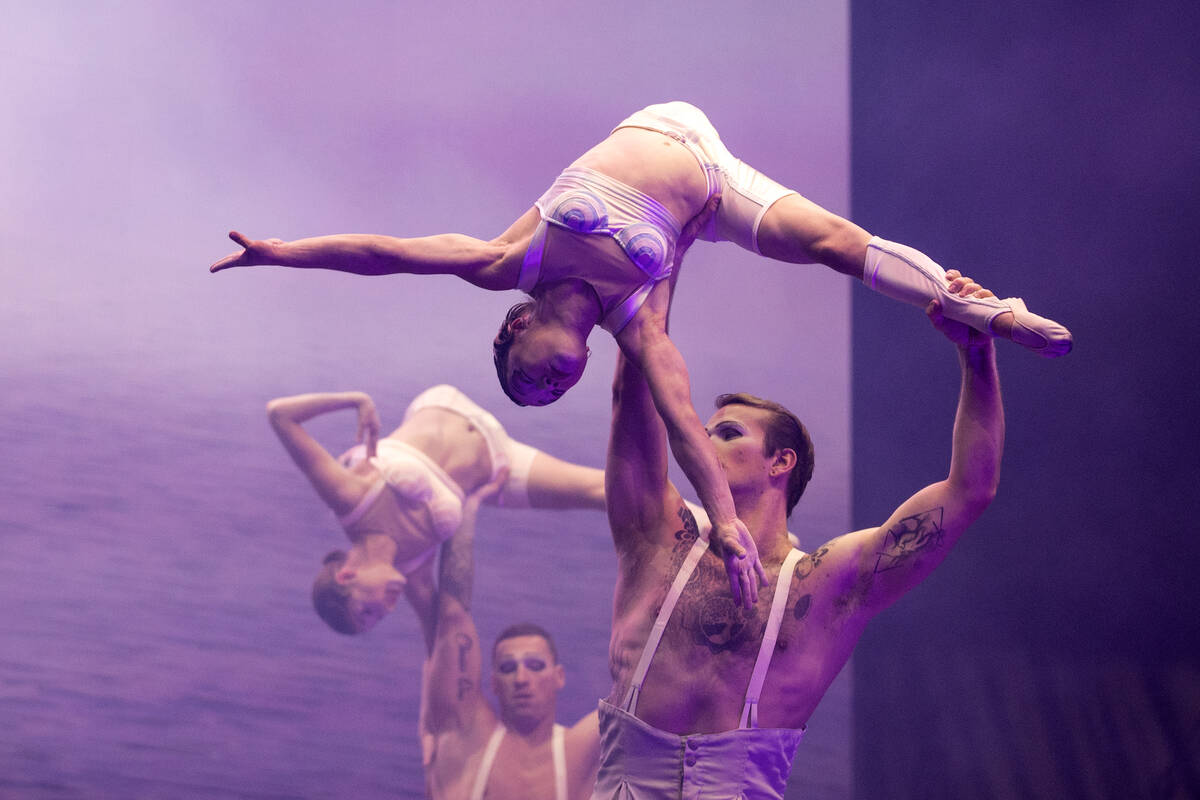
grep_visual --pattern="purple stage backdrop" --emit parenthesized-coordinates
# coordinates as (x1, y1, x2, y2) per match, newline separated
(1, 3, 852, 798)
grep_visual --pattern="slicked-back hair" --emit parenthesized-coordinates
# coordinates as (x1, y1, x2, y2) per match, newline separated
(715, 392, 814, 516)
(493, 622, 558, 663)
(312, 550, 360, 636)
(493, 301, 535, 406)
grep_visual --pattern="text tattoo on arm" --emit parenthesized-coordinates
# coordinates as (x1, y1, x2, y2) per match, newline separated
(874, 508, 945, 573)
(455, 633, 474, 701)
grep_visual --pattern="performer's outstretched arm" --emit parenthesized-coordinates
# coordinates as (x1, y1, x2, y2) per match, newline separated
(210, 207, 539, 290)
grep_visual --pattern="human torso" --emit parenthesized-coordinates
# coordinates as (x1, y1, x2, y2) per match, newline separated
(526, 128, 711, 334)
(607, 502, 861, 734)
(341, 407, 494, 571)
(427, 719, 594, 800)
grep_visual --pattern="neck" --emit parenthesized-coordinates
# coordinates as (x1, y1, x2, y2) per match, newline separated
(501, 708, 557, 740)
(733, 489, 793, 560)
(535, 279, 602, 333)
(347, 533, 397, 567)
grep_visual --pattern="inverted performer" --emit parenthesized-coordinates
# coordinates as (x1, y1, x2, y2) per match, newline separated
(265, 384, 605, 637)
(214, 101, 1070, 608)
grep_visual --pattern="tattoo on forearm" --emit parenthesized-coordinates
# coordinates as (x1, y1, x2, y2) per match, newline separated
(455, 633, 474, 700)
(455, 633, 471, 672)
(439, 538, 474, 610)
(874, 508, 945, 572)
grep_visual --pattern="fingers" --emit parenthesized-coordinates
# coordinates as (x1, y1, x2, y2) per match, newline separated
(728, 569, 743, 607)
(210, 231, 252, 273)
(741, 564, 758, 607)
(945, 273, 995, 299)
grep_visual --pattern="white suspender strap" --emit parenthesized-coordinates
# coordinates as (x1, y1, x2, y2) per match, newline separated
(739, 548, 804, 729)
(552, 723, 568, 800)
(621, 535, 710, 713)
(518, 219, 548, 293)
(468, 723, 507, 800)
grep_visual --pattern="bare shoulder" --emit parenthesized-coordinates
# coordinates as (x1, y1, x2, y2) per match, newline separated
(779, 530, 882, 628)
(566, 708, 599, 745)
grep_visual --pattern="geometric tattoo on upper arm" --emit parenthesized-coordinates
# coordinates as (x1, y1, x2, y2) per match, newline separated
(873, 507, 945, 573)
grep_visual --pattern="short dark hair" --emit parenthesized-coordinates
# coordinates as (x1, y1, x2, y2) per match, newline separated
(493, 301, 535, 406)
(312, 550, 360, 635)
(715, 392, 814, 516)
(493, 622, 558, 663)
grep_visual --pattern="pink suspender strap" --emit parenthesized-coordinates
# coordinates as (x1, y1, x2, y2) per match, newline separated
(620, 535, 710, 713)
(739, 548, 804, 729)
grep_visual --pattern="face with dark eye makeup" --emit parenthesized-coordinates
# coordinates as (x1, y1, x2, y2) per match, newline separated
(704, 404, 776, 491)
(504, 322, 590, 407)
(491, 634, 565, 724)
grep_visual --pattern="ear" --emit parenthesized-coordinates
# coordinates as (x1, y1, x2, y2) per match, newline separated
(383, 579, 406, 611)
(769, 448, 797, 478)
(553, 663, 566, 691)
(510, 311, 533, 333)
(335, 566, 356, 584)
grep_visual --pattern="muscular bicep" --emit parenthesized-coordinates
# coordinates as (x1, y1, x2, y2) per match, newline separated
(848, 478, 988, 618)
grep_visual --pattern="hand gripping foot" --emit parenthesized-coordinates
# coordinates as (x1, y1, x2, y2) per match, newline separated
(864, 237, 1073, 358)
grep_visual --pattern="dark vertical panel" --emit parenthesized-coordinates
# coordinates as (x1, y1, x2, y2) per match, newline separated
(852, 1, 1200, 797)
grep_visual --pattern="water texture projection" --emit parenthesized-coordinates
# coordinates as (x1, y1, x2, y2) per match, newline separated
(1, 2, 851, 798)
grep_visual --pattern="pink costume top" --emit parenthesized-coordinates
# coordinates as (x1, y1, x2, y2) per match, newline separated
(519, 166, 683, 335)
(591, 539, 806, 800)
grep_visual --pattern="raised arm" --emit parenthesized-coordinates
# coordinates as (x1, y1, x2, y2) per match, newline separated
(209, 207, 540, 290)
(265, 391, 380, 516)
(838, 277, 1004, 619)
(610, 196, 766, 606)
(421, 470, 508, 736)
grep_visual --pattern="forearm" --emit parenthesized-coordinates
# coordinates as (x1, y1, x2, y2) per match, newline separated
(437, 505, 478, 613)
(638, 348, 737, 528)
(663, 405, 738, 527)
(272, 233, 504, 279)
(948, 340, 1004, 502)
(266, 391, 366, 426)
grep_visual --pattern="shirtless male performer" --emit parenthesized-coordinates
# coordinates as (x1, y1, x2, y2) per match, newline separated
(419, 470, 600, 800)
(594, 282, 1004, 797)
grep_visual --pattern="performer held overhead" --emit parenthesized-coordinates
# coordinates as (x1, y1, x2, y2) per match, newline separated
(264, 384, 605, 637)
(593, 221, 1005, 795)
(214, 101, 1065, 609)
(419, 470, 600, 800)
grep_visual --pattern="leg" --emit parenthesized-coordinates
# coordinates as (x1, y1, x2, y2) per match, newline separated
(523, 451, 606, 510)
(485, 436, 605, 511)
(863, 237, 1073, 357)
(756, 193, 871, 277)
(758, 197, 1072, 357)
